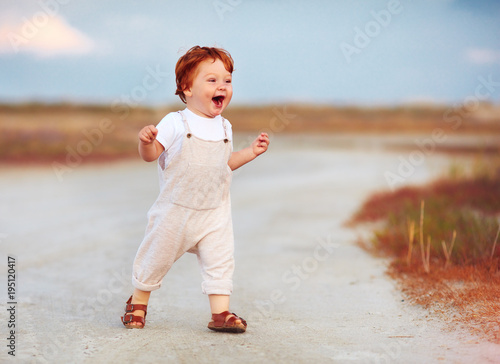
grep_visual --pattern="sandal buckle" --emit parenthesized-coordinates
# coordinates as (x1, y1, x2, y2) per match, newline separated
(122, 314, 134, 324)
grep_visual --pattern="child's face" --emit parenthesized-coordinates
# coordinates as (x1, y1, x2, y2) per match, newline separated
(184, 58, 233, 118)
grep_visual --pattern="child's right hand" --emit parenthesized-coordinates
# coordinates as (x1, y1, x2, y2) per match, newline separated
(139, 125, 158, 144)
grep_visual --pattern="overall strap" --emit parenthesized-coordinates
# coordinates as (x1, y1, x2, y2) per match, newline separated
(178, 111, 192, 138)
(221, 117, 229, 143)
(179, 110, 228, 143)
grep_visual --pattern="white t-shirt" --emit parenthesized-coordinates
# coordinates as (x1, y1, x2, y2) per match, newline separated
(155, 108, 233, 170)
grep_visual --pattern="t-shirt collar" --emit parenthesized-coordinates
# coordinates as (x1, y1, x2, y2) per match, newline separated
(184, 108, 222, 122)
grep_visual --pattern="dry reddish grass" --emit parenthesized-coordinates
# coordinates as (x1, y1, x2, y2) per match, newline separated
(389, 264, 500, 343)
(349, 172, 500, 343)
(349, 176, 500, 225)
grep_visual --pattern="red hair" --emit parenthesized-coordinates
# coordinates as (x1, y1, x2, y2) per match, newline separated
(175, 46, 234, 103)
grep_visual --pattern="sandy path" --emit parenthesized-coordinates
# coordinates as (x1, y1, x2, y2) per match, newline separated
(1, 135, 499, 363)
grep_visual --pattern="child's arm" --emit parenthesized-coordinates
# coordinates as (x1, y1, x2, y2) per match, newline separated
(138, 125, 165, 162)
(228, 133, 269, 171)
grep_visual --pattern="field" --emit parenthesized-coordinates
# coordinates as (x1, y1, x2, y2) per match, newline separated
(1, 102, 500, 163)
(2, 102, 500, 344)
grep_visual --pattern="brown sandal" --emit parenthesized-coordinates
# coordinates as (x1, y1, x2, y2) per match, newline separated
(121, 296, 148, 329)
(208, 311, 247, 333)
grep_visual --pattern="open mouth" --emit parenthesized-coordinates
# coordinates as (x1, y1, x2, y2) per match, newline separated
(212, 95, 225, 107)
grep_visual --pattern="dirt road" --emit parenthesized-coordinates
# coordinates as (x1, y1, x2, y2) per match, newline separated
(1, 135, 499, 363)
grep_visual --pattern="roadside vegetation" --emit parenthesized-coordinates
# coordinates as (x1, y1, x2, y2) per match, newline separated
(348, 159, 500, 343)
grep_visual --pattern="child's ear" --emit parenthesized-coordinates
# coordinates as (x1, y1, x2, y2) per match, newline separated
(183, 87, 192, 98)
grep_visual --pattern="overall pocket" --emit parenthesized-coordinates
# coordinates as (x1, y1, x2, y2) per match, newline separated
(170, 163, 229, 210)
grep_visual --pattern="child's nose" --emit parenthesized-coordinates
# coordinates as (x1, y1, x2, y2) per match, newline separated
(217, 82, 226, 90)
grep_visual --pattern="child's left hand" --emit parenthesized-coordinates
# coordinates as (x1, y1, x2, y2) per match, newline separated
(251, 133, 270, 157)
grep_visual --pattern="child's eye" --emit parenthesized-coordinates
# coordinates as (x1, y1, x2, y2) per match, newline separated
(225, 79, 232, 84)
(208, 79, 216, 82)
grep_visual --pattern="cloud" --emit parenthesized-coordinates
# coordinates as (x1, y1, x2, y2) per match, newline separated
(0, 14, 94, 57)
(465, 48, 500, 65)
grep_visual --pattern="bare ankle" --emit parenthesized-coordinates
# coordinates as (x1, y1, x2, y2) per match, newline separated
(132, 288, 151, 304)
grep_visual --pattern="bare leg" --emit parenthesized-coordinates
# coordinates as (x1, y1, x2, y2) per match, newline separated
(208, 294, 242, 325)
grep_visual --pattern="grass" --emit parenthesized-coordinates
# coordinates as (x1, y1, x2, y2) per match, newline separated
(348, 161, 500, 343)
(350, 176, 500, 266)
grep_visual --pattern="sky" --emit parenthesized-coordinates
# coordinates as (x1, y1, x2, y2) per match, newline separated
(0, 0, 499, 106)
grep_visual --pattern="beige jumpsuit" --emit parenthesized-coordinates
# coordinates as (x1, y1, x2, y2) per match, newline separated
(132, 111, 234, 295)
